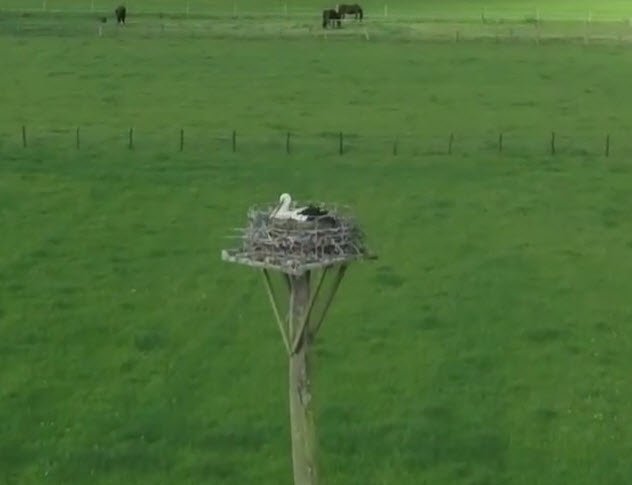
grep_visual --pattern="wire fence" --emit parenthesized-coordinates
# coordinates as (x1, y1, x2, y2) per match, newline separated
(3, 6, 632, 44)
(3, 1, 632, 23)
(2, 127, 630, 158)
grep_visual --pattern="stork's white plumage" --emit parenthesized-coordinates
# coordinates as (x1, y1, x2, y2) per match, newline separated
(270, 193, 331, 222)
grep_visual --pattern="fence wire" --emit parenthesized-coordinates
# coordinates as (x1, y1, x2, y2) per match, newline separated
(2, 7, 632, 44)
(1, 127, 629, 159)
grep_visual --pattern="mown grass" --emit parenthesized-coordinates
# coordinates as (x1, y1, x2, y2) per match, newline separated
(2, 36, 632, 142)
(3, 8, 632, 485)
(4, 147, 632, 485)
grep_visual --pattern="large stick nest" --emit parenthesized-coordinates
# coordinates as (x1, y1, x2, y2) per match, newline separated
(223, 199, 372, 271)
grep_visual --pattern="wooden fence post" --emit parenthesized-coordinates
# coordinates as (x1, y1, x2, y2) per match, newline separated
(232, 130, 237, 152)
(448, 133, 454, 154)
(550, 131, 556, 155)
(339, 132, 344, 155)
(22, 125, 27, 148)
(605, 134, 610, 157)
(180, 128, 184, 152)
(129, 127, 134, 150)
(286, 132, 291, 154)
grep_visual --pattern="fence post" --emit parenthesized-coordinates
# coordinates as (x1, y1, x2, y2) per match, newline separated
(550, 131, 556, 155)
(129, 127, 134, 150)
(448, 133, 454, 154)
(286, 132, 291, 155)
(339, 132, 344, 155)
(498, 132, 503, 153)
(232, 130, 237, 152)
(180, 128, 184, 152)
(605, 134, 610, 157)
(22, 125, 27, 148)
(76, 127, 80, 150)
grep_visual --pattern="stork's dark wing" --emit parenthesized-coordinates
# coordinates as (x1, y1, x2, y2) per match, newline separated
(298, 205, 328, 216)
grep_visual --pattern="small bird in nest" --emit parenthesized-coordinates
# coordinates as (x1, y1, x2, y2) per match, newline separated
(270, 193, 337, 225)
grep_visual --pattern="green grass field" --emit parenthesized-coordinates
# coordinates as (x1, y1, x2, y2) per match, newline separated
(2, 1, 632, 484)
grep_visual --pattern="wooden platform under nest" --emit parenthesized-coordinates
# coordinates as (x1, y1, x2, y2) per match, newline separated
(221, 249, 373, 275)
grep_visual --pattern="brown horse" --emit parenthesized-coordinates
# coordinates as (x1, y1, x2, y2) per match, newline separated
(322, 8, 341, 28)
(337, 3, 363, 20)
(115, 5, 126, 24)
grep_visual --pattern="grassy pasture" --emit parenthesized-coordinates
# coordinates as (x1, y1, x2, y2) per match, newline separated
(3, 3, 632, 485)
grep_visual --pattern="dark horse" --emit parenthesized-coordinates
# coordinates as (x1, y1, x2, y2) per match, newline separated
(322, 8, 341, 28)
(115, 5, 126, 24)
(337, 3, 363, 20)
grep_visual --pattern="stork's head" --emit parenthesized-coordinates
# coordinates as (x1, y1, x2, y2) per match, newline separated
(279, 193, 292, 206)
(271, 193, 292, 217)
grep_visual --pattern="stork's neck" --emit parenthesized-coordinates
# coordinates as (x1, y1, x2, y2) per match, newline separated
(280, 198, 291, 212)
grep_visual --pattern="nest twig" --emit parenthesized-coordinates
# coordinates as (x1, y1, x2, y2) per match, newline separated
(222, 199, 373, 272)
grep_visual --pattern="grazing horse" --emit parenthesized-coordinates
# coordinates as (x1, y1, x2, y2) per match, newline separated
(115, 5, 126, 24)
(337, 3, 363, 20)
(322, 8, 341, 28)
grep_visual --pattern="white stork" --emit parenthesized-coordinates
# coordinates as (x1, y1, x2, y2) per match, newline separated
(270, 193, 332, 222)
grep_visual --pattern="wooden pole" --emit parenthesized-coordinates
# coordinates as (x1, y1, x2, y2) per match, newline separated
(22, 125, 27, 148)
(288, 272, 319, 485)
